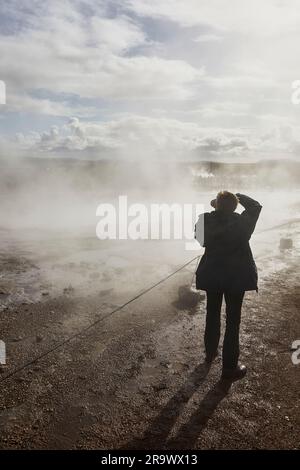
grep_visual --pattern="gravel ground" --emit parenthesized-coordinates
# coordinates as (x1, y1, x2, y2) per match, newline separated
(0, 248, 299, 450)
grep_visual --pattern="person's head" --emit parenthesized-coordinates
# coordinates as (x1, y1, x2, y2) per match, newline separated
(214, 190, 239, 213)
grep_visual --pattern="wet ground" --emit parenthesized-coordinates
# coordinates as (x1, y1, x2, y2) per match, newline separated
(0, 214, 299, 449)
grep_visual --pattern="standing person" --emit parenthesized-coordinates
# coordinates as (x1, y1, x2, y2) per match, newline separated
(195, 191, 262, 380)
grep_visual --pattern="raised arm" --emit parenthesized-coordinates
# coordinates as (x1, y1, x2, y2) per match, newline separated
(236, 193, 262, 239)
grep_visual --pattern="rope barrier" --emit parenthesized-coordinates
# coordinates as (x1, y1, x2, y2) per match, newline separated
(0, 218, 293, 383)
(0, 255, 200, 384)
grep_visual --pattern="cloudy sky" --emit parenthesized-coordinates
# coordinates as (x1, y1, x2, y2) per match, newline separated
(1, 0, 300, 161)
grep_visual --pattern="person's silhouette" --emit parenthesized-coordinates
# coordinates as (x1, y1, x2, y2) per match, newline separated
(195, 192, 262, 380)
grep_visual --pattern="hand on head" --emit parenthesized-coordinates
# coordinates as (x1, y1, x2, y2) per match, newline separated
(211, 191, 239, 212)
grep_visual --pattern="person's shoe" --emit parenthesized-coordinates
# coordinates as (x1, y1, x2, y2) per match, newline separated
(205, 351, 218, 364)
(221, 364, 247, 381)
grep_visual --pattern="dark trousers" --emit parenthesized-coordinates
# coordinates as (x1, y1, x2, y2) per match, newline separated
(205, 290, 245, 369)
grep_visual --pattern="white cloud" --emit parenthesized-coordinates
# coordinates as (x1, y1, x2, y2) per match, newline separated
(0, 1, 203, 117)
(7, 114, 299, 161)
(7, 93, 96, 117)
(124, 0, 300, 36)
(194, 34, 222, 43)
(1, 0, 300, 161)
(90, 15, 146, 53)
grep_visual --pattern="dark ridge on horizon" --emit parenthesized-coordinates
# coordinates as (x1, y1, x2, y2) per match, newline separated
(0, 155, 299, 194)
(1, 156, 300, 168)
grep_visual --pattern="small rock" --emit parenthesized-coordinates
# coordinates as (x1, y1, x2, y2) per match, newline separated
(15, 376, 26, 383)
(63, 285, 74, 294)
(152, 383, 167, 392)
(279, 238, 293, 250)
(0, 288, 10, 295)
(36, 335, 43, 343)
(11, 336, 23, 342)
(160, 360, 171, 368)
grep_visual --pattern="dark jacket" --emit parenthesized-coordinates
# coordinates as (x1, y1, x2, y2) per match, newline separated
(195, 193, 262, 292)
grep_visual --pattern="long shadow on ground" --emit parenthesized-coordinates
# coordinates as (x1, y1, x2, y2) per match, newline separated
(122, 363, 231, 450)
